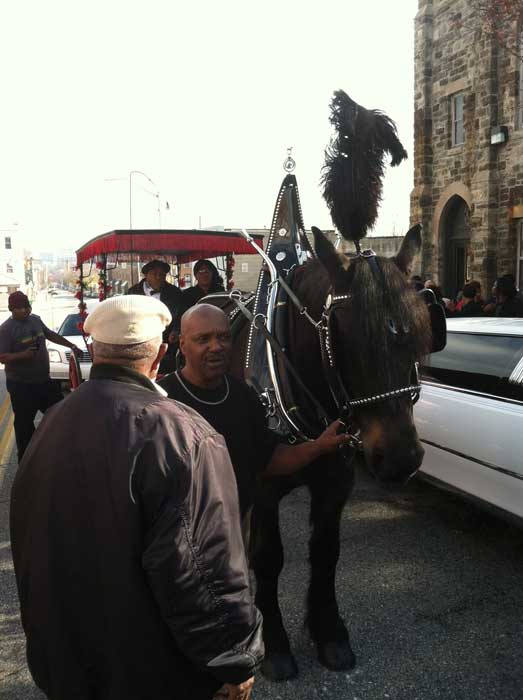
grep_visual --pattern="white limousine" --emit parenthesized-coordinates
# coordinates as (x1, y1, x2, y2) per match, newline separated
(415, 317, 523, 525)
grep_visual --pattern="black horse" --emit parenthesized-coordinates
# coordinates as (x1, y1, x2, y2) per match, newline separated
(247, 224, 432, 681)
(205, 91, 437, 681)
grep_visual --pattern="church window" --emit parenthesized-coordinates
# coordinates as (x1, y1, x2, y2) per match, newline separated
(451, 94, 465, 146)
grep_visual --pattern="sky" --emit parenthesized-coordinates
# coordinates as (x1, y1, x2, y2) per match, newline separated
(0, 0, 418, 253)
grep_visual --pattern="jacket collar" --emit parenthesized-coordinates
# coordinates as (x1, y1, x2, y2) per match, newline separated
(90, 363, 159, 394)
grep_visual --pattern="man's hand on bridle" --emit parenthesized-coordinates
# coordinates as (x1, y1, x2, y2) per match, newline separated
(213, 677, 254, 700)
(315, 419, 352, 453)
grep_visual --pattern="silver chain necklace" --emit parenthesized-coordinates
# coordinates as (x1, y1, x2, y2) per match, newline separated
(175, 371, 230, 406)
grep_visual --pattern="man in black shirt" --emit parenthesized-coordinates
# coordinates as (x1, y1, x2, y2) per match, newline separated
(158, 304, 349, 518)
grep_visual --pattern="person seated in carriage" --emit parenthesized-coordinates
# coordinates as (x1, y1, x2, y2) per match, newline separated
(179, 259, 225, 309)
(171, 259, 226, 345)
(128, 259, 183, 372)
(127, 259, 183, 325)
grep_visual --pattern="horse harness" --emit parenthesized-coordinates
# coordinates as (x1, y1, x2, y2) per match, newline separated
(228, 245, 422, 448)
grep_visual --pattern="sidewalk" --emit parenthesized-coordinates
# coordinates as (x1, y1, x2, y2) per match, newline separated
(0, 401, 43, 699)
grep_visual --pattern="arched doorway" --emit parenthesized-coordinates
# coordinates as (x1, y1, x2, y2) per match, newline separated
(442, 196, 471, 298)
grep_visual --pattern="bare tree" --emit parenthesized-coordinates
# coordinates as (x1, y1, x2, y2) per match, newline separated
(453, 0, 523, 60)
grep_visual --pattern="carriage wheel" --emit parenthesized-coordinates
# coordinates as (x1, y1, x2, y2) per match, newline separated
(69, 351, 83, 390)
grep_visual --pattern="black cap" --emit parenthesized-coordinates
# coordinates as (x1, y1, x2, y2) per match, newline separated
(141, 259, 170, 275)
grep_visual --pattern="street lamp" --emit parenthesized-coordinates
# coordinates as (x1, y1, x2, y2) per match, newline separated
(129, 170, 161, 230)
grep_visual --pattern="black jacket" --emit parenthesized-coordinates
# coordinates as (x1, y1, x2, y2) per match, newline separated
(10, 364, 263, 700)
(495, 294, 523, 317)
(127, 280, 183, 335)
(173, 283, 226, 331)
(181, 283, 225, 307)
(456, 300, 483, 317)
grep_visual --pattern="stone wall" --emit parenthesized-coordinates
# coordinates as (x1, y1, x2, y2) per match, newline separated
(411, 0, 523, 294)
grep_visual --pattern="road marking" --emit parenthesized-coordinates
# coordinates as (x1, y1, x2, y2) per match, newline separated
(0, 394, 11, 426)
(0, 414, 14, 493)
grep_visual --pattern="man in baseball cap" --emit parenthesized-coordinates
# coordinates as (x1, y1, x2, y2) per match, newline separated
(10, 295, 262, 700)
(0, 290, 80, 459)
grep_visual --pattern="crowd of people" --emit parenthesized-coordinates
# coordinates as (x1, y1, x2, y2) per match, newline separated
(3, 260, 350, 700)
(410, 273, 523, 318)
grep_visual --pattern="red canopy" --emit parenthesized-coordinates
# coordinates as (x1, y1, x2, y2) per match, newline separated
(76, 229, 263, 267)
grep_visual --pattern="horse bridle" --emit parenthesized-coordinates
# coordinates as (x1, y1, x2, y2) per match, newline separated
(318, 289, 421, 420)
(293, 245, 419, 436)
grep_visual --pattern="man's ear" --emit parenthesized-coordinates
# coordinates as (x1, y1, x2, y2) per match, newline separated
(312, 226, 345, 286)
(150, 343, 168, 378)
(394, 224, 422, 276)
(178, 333, 185, 357)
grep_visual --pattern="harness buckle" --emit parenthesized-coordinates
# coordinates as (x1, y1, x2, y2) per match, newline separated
(253, 313, 267, 330)
(229, 288, 243, 302)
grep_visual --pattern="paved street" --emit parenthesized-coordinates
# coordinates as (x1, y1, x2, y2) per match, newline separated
(0, 293, 522, 699)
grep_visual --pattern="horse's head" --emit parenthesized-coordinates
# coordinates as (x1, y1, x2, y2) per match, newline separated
(313, 225, 431, 484)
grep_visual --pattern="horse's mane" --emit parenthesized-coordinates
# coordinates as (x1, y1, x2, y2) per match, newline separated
(343, 255, 432, 357)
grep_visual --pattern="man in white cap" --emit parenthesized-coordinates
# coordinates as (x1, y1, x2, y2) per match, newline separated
(10, 295, 262, 700)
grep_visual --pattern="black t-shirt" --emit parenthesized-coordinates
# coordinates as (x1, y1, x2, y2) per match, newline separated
(158, 372, 278, 514)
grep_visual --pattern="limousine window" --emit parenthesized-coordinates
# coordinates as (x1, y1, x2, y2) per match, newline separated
(421, 332, 523, 401)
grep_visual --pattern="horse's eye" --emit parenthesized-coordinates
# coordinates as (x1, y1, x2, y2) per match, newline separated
(388, 319, 398, 335)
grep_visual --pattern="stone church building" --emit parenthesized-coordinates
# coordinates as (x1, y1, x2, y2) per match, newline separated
(411, 0, 523, 297)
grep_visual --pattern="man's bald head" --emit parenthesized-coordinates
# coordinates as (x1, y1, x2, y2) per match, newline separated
(179, 304, 232, 387)
(180, 304, 229, 334)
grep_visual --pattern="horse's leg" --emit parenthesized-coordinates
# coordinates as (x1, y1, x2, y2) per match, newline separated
(251, 478, 298, 681)
(307, 452, 356, 671)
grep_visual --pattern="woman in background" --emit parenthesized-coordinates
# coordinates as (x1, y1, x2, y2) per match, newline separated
(175, 259, 225, 329)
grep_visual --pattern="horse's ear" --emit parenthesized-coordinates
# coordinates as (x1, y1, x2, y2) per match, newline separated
(312, 226, 344, 283)
(394, 224, 422, 276)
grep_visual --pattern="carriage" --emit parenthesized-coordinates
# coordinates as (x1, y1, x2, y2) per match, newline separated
(70, 227, 265, 386)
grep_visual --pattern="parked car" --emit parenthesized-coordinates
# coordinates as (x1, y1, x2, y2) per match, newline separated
(415, 317, 523, 525)
(47, 313, 92, 385)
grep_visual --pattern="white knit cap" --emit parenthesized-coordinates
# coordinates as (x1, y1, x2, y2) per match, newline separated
(84, 295, 172, 345)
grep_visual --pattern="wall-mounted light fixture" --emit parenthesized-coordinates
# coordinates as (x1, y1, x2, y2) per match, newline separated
(490, 125, 509, 145)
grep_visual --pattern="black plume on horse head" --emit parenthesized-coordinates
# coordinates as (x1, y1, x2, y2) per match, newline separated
(321, 90, 408, 243)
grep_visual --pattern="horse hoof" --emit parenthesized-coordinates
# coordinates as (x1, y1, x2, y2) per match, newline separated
(317, 639, 356, 671)
(261, 651, 299, 681)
